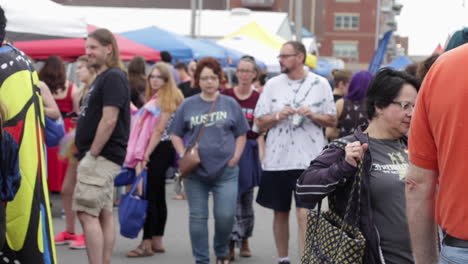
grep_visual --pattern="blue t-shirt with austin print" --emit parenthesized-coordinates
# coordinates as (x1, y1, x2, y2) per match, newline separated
(170, 94, 249, 181)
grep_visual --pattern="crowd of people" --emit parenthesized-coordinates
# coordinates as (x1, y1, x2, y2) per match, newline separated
(1, 2, 468, 262)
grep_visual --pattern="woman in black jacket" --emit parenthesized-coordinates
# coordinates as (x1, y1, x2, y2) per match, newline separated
(296, 68, 420, 264)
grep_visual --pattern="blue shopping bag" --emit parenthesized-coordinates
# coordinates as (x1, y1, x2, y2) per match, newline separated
(45, 116, 65, 147)
(114, 167, 135, 186)
(118, 170, 148, 239)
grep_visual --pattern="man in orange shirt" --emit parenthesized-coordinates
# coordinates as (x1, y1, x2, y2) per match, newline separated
(406, 42, 468, 263)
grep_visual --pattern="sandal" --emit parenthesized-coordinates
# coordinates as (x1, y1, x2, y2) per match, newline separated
(151, 246, 165, 253)
(216, 256, 230, 264)
(126, 244, 154, 258)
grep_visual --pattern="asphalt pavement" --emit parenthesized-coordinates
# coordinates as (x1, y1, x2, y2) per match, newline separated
(50, 181, 302, 264)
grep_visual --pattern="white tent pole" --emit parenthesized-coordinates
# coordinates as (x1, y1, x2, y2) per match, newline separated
(191, 0, 196, 38)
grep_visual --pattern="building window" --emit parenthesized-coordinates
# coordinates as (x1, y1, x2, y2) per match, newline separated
(335, 14, 359, 30)
(333, 42, 359, 58)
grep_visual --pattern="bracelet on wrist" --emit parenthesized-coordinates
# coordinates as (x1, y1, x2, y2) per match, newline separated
(275, 112, 280, 121)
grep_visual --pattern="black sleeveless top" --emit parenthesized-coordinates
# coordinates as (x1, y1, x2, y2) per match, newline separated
(338, 99, 368, 137)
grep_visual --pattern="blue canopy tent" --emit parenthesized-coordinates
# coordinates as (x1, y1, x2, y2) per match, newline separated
(198, 39, 267, 70)
(121, 26, 227, 62)
(384, 56, 413, 70)
(120, 26, 193, 61)
(313, 58, 336, 77)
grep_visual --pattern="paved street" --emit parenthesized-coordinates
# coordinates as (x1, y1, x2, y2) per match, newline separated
(51, 181, 301, 264)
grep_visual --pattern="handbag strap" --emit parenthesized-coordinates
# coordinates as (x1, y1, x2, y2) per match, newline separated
(128, 170, 147, 198)
(192, 94, 218, 146)
(331, 161, 364, 262)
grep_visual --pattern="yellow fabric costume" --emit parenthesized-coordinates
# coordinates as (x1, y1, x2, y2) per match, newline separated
(0, 44, 56, 264)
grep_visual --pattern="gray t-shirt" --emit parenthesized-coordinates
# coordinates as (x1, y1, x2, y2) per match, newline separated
(368, 138, 413, 264)
(170, 94, 249, 181)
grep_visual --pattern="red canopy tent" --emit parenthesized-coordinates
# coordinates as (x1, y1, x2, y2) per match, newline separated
(13, 30, 161, 62)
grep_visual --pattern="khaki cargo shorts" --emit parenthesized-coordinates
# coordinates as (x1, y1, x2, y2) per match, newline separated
(72, 152, 121, 217)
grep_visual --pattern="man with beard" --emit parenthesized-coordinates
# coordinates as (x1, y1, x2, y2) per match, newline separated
(73, 28, 130, 264)
(254, 41, 336, 264)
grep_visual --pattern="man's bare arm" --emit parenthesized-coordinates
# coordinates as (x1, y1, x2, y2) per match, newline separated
(405, 163, 439, 264)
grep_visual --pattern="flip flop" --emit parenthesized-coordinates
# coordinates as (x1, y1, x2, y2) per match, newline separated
(127, 244, 154, 258)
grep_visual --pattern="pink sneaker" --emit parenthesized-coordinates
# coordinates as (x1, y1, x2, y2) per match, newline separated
(54, 231, 77, 245)
(69, 234, 86, 249)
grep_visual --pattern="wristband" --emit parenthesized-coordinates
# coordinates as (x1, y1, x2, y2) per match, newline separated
(89, 152, 98, 158)
(275, 112, 280, 121)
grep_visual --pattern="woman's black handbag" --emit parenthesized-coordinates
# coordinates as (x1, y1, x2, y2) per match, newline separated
(301, 139, 366, 264)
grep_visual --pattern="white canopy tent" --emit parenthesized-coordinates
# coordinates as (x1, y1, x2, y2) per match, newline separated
(218, 34, 281, 73)
(0, 0, 87, 39)
(66, 6, 292, 41)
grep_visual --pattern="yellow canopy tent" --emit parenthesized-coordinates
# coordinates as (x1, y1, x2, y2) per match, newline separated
(223, 22, 317, 68)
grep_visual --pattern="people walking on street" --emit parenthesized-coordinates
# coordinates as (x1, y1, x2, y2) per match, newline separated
(254, 41, 337, 264)
(39, 55, 80, 193)
(170, 57, 249, 264)
(326, 70, 372, 139)
(406, 38, 468, 264)
(128, 55, 147, 108)
(55, 55, 96, 249)
(331, 69, 353, 102)
(125, 62, 184, 257)
(297, 68, 420, 264)
(222, 56, 263, 261)
(73, 28, 130, 264)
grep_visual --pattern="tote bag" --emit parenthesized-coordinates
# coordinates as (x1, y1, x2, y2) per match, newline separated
(118, 170, 148, 239)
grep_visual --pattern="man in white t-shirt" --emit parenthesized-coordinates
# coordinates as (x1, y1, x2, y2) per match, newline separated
(254, 41, 337, 264)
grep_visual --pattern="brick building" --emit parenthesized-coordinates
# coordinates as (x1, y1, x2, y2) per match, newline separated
(312, 0, 405, 70)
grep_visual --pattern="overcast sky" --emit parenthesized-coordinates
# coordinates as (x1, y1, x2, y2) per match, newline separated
(396, 0, 468, 55)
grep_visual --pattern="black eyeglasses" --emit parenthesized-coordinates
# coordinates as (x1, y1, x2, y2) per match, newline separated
(277, 53, 298, 59)
(390, 101, 415, 112)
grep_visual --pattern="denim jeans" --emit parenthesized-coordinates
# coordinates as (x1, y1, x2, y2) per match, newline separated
(185, 166, 239, 264)
(439, 244, 468, 264)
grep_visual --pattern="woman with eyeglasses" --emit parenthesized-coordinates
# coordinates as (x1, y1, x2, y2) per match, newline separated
(170, 57, 249, 264)
(125, 63, 184, 257)
(296, 68, 420, 264)
(221, 56, 264, 261)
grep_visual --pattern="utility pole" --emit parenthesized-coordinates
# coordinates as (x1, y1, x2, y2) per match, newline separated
(295, 0, 303, 42)
(289, 0, 294, 21)
(190, 0, 196, 38)
(374, 0, 381, 49)
(196, 0, 203, 39)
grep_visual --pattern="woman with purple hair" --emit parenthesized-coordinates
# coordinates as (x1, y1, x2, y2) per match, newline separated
(326, 70, 373, 139)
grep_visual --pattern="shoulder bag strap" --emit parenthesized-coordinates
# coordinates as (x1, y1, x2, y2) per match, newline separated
(192, 94, 218, 146)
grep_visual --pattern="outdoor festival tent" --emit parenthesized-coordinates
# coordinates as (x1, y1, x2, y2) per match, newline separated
(120, 27, 193, 61)
(13, 33, 161, 62)
(65, 6, 293, 40)
(384, 56, 413, 70)
(223, 22, 318, 69)
(198, 39, 266, 69)
(218, 34, 282, 72)
(121, 26, 229, 62)
(1, 0, 87, 40)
